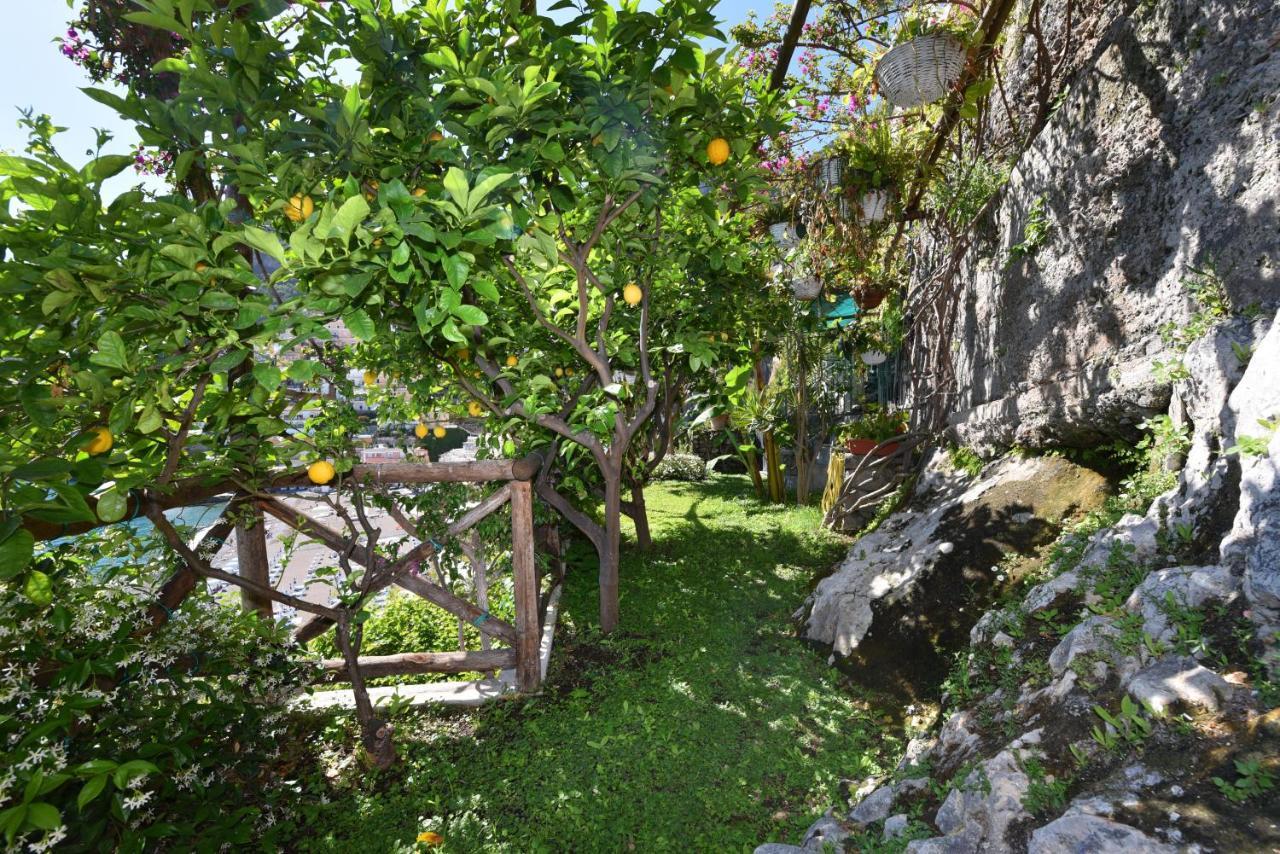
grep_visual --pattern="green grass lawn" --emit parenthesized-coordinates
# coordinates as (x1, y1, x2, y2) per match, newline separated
(294, 476, 899, 852)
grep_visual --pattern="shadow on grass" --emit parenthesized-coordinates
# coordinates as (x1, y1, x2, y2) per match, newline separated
(294, 477, 894, 853)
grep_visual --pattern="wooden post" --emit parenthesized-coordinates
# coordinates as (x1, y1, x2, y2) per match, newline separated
(235, 501, 273, 618)
(510, 480, 540, 692)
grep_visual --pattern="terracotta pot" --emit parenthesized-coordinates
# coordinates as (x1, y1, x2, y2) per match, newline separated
(855, 288, 887, 310)
(846, 438, 900, 456)
(710, 413, 730, 430)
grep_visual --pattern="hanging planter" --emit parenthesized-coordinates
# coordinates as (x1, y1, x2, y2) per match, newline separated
(859, 188, 894, 222)
(791, 274, 822, 300)
(817, 156, 845, 191)
(768, 221, 799, 245)
(874, 34, 967, 109)
(854, 287, 887, 310)
(860, 350, 888, 366)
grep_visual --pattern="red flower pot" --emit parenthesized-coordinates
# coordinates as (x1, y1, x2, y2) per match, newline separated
(855, 289, 887, 310)
(846, 438, 899, 456)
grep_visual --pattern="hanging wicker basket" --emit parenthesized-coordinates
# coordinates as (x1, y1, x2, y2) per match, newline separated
(817, 156, 845, 191)
(859, 188, 893, 222)
(768, 221, 799, 245)
(874, 34, 967, 108)
(791, 275, 822, 300)
(860, 350, 888, 367)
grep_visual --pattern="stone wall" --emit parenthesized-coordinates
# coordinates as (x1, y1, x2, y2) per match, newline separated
(932, 0, 1280, 454)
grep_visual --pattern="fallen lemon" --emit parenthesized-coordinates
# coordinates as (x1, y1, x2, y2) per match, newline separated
(363, 371, 377, 387)
(414, 423, 429, 439)
(284, 194, 314, 222)
(622, 283, 642, 307)
(417, 831, 444, 846)
(706, 137, 730, 166)
(467, 401, 484, 417)
(307, 461, 336, 485)
(85, 426, 113, 456)
(432, 425, 447, 439)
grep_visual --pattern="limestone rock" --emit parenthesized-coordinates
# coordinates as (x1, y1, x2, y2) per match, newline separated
(1028, 812, 1177, 853)
(848, 785, 895, 826)
(931, 750, 1031, 849)
(1125, 656, 1234, 714)
(798, 810, 848, 852)
(1222, 431, 1280, 613)
(1124, 565, 1238, 645)
(1048, 616, 1120, 677)
(883, 814, 909, 840)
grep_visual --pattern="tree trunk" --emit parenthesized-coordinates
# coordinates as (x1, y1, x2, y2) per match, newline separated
(795, 347, 811, 505)
(627, 482, 652, 551)
(235, 503, 273, 618)
(334, 617, 395, 770)
(763, 430, 785, 503)
(600, 466, 622, 634)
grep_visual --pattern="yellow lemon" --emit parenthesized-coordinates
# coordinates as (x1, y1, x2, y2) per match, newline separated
(622, 283, 642, 307)
(432, 425, 447, 439)
(195, 261, 208, 272)
(554, 367, 564, 378)
(592, 134, 603, 147)
(565, 367, 575, 377)
(720, 331, 729, 341)
(307, 460, 336, 485)
(457, 348, 470, 361)
(284, 194, 314, 222)
(412, 187, 427, 197)
(706, 137, 730, 166)
(415, 423, 429, 439)
(428, 131, 444, 143)
(85, 426, 113, 456)
(363, 371, 377, 387)
(505, 354, 518, 368)
(467, 401, 484, 417)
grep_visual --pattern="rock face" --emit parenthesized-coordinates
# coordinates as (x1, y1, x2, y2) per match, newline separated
(938, 0, 1280, 454)
(798, 454, 1109, 696)
(762, 316, 1280, 852)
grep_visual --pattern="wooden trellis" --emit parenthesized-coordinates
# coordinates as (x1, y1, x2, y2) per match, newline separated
(28, 454, 559, 766)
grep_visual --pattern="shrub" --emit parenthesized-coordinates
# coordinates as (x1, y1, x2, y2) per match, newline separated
(0, 527, 314, 851)
(653, 453, 708, 482)
(310, 585, 515, 685)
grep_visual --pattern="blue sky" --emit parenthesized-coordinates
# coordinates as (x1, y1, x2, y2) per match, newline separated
(0, 0, 770, 178)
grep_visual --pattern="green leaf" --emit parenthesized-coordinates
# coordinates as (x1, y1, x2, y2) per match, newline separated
(242, 225, 285, 264)
(95, 487, 127, 524)
(442, 254, 469, 290)
(137, 406, 163, 434)
(0, 530, 34, 581)
(468, 172, 513, 212)
(87, 155, 135, 182)
(472, 276, 500, 302)
(442, 168, 470, 211)
(452, 304, 488, 326)
(210, 349, 249, 373)
(329, 195, 370, 241)
(343, 309, 375, 341)
(112, 760, 158, 790)
(252, 363, 282, 391)
(41, 290, 76, 315)
(77, 775, 109, 810)
(24, 571, 53, 607)
(25, 802, 59, 831)
(90, 331, 129, 371)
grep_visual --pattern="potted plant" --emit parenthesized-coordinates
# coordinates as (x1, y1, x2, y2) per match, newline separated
(839, 118, 905, 224)
(874, 8, 976, 109)
(837, 404, 908, 455)
(781, 245, 823, 301)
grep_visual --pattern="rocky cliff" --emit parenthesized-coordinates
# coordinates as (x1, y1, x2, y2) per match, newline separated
(760, 0, 1280, 849)
(942, 0, 1280, 453)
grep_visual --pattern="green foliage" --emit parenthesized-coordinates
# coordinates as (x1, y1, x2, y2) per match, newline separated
(292, 477, 896, 850)
(1154, 262, 1233, 381)
(836, 404, 908, 444)
(947, 445, 984, 478)
(651, 452, 707, 482)
(1213, 758, 1275, 804)
(1091, 697, 1153, 753)
(0, 526, 313, 851)
(1018, 755, 1070, 818)
(1227, 417, 1278, 457)
(1008, 195, 1051, 264)
(928, 157, 1008, 231)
